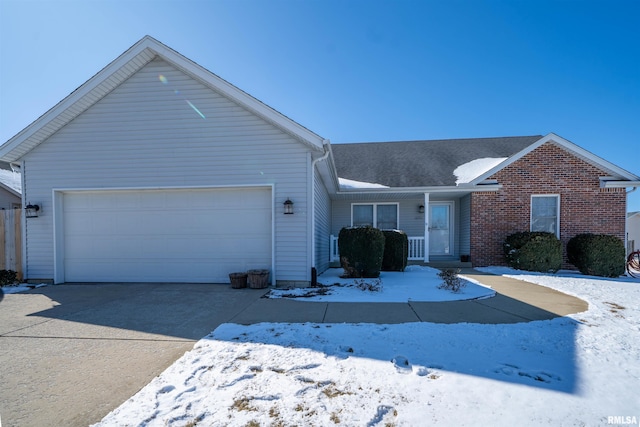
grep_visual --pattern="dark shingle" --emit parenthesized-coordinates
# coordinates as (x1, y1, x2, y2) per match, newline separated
(332, 135, 542, 187)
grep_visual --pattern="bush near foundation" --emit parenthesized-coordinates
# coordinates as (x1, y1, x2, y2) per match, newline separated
(0, 270, 18, 287)
(338, 226, 385, 278)
(503, 231, 562, 273)
(567, 233, 625, 277)
(382, 230, 408, 272)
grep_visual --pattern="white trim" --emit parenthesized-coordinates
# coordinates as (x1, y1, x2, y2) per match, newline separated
(429, 201, 455, 256)
(350, 202, 399, 229)
(601, 180, 640, 188)
(423, 193, 430, 262)
(530, 194, 560, 238)
(0, 36, 324, 163)
(20, 160, 27, 280)
(470, 133, 640, 185)
(52, 184, 275, 284)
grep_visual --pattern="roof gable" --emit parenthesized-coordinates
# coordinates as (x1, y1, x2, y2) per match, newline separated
(0, 36, 325, 162)
(470, 133, 640, 184)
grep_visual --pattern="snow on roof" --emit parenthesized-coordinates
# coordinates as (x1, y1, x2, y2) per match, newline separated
(0, 169, 21, 193)
(454, 157, 507, 185)
(338, 177, 390, 189)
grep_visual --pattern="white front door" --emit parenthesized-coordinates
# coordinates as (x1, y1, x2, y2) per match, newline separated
(429, 203, 453, 256)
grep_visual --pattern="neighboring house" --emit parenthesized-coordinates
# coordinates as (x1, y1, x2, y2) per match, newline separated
(0, 161, 22, 209)
(1, 36, 639, 285)
(628, 212, 640, 254)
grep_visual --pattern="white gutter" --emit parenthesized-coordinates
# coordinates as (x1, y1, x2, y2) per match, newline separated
(335, 183, 503, 195)
(310, 140, 331, 272)
(601, 180, 640, 188)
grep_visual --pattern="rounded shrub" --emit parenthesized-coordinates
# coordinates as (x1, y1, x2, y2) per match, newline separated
(503, 231, 562, 273)
(338, 226, 385, 278)
(567, 233, 625, 277)
(382, 230, 408, 272)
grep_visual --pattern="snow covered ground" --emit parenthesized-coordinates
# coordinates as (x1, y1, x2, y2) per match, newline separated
(268, 265, 495, 302)
(93, 268, 639, 427)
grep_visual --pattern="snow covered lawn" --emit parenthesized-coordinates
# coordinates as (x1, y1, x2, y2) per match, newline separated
(268, 265, 495, 302)
(94, 269, 639, 427)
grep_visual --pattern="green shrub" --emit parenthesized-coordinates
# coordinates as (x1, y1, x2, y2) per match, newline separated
(338, 226, 385, 278)
(381, 230, 408, 272)
(567, 233, 625, 277)
(0, 270, 18, 287)
(503, 231, 562, 273)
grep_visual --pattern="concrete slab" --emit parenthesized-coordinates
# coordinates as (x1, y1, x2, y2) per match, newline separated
(409, 300, 531, 324)
(324, 302, 420, 323)
(0, 270, 589, 427)
(230, 298, 328, 324)
(0, 283, 266, 427)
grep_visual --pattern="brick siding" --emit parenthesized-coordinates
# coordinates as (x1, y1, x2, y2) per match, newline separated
(470, 142, 626, 267)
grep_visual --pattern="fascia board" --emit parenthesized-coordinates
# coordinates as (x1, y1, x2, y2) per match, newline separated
(335, 184, 502, 195)
(601, 180, 640, 188)
(143, 39, 325, 152)
(469, 133, 640, 185)
(0, 181, 21, 198)
(0, 37, 157, 162)
(0, 36, 325, 162)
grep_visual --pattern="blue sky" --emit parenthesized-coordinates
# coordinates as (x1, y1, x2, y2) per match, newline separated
(1, 0, 639, 211)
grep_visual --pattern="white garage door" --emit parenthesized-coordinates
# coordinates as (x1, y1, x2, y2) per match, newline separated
(62, 187, 272, 283)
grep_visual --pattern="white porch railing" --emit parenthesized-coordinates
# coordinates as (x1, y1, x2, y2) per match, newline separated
(330, 235, 425, 262)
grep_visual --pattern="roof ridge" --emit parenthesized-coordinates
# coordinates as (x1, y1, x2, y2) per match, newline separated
(333, 135, 543, 145)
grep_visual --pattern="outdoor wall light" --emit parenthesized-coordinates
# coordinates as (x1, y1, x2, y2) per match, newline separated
(283, 198, 294, 215)
(25, 203, 40, 218)
(418, 204, 425, 214)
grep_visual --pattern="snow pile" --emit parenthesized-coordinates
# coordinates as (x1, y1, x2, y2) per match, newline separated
(338, 177, 389, 189)
(453, 157, 506, 185)
(268, 265, 494, 302)
(1, 283, 48, 294)
(0, 169, 21, 193)
(94, 269, 640, 427)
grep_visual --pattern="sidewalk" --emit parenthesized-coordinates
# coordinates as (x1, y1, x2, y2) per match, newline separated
(230, 268, 588, 325)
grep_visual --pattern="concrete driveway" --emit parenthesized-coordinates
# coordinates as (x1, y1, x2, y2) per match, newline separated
(0, 283, 268, 427)
(0, 273, 587, 427)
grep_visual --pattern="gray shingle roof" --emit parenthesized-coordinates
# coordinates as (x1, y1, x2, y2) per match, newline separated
(332, 135, 543, 187)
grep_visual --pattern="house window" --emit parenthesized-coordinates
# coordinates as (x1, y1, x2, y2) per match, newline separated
(351, 203, 398, 229)
(531, 195, 560, 237)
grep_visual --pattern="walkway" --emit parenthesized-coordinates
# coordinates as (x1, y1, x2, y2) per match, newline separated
(229, 268, 588, 325)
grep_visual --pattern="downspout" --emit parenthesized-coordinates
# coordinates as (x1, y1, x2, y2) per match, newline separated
(310, 141, 331, 280)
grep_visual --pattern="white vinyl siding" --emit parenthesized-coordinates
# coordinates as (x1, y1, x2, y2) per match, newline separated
(21, 58, 312, 282)
(332, 198, 425, 236)
(531, 195, 560, 237)
(313, 168, 331, 273)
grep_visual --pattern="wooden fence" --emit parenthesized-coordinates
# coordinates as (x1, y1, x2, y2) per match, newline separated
(0, 209, 22, 280)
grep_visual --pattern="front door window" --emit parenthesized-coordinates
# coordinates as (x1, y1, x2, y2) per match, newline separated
(429, 204, 452, 255)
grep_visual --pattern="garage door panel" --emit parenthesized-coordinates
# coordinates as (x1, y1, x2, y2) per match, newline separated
(62, 188, 272, 283)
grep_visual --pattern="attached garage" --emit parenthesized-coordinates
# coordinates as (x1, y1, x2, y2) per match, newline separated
(56, 186, 273, 283)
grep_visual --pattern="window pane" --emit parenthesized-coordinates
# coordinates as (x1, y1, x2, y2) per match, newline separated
(376, 205, 398, 230)
(353, 205, 373, 227)
(531, 196, 558, 234)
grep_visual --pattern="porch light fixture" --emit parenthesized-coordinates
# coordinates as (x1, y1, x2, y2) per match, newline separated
(418, 204, 425, 214)
(283, 198, 294, 215)
(25, 203, 40, 218)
